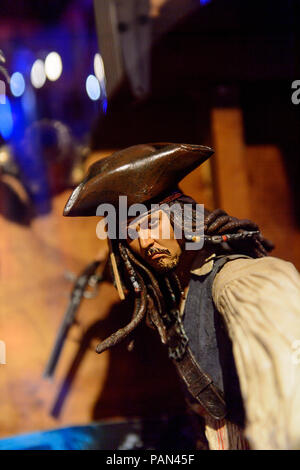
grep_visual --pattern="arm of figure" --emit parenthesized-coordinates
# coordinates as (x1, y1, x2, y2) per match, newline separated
(212, 256, 300, 450)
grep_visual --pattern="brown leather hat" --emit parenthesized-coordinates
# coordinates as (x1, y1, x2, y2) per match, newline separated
(63, 143, 214, 217)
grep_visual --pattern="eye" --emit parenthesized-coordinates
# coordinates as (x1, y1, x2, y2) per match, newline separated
(127, 225, 139, 240)
(149, 218, 159, 229)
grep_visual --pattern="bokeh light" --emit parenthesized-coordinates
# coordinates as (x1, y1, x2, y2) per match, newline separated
(31, 59, 46, 89)
(94, 53, 105, 83)
(0, 81, 5, 104)
(21, 87, 37, 120)
(86, 75, 101, 101)
(44, 52, 63, 81)
(10, 72, 26, 97)
(0, 97, 13, 139)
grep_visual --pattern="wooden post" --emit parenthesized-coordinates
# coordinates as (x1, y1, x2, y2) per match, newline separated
(211, 108, 251, 219)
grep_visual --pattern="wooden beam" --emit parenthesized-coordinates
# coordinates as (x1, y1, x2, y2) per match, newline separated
(211, 108, 251, 219)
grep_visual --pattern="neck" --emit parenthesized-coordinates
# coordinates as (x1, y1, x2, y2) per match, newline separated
(175, 249, 197, 290)
(174, 244, 215, 291)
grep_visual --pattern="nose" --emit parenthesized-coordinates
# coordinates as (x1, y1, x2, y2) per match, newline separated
(139, 229, 154, 251)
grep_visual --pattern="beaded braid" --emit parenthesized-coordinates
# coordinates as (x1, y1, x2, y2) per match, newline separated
(95, 245, 147, 354)
(203, 208, 273, 257)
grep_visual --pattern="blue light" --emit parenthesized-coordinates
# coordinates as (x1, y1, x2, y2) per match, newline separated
(86, 75, 101, 101)
(102, 98, 108, 114)
(21, 87, 36, 121)
(200, 0, 211, 4)
(0, 97, 13, 139)
(10, 72, 26, 97)
(12, 49, 35, 76)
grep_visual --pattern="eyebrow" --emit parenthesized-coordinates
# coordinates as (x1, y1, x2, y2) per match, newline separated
(128, 210, 161, 227)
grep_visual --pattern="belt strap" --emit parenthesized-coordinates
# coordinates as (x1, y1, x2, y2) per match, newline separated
(174, 346, 227, 420)
(167, 321, 227, 420)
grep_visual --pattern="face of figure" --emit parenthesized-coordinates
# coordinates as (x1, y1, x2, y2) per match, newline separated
(126, 209, 182, 273)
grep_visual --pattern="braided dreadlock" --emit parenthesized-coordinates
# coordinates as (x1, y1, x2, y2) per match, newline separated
(95, 197, 274, 356)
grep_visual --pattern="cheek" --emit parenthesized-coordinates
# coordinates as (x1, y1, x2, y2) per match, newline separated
(164, 239, 182, 258)
(176, 236, 185, 252)
(174, 242, 182, 258)
(165, 225, 182, 255)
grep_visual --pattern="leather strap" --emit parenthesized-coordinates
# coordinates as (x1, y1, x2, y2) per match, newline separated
(167, 321, 227, 420)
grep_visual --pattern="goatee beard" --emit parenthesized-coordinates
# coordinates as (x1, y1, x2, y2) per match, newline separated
(151, 253, 180, 273)
(145, 247, 180, 273)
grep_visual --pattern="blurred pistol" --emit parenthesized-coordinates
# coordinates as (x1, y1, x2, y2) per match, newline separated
(43, 259, 104, 379)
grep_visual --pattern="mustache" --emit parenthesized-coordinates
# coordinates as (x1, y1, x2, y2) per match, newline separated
(146, 247, 171, 258)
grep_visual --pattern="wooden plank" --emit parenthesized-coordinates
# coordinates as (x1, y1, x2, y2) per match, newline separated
(179, 160, 215, 209)
(245, 144, 300, 269)
(211, 108, 251, 218)
(211, 107, 300, 269)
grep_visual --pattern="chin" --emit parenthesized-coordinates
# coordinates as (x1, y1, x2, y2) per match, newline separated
(151, 255, 180, 273)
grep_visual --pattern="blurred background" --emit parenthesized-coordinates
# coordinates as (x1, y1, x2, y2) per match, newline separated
(0, 0, 300, 450)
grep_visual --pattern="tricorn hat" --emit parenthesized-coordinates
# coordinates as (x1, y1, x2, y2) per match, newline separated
(63, 143, 214, 217)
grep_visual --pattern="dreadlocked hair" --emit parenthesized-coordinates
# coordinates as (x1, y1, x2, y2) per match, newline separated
(95, 196, 274, 355)
(169, 196, 274, 259)
(96, 239, 183, 355)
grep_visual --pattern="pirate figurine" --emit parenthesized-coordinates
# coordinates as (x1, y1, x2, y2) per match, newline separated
(64, 143, 300, 450)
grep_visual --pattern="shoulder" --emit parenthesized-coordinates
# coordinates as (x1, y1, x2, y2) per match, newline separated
(212, 256, 300, 305)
